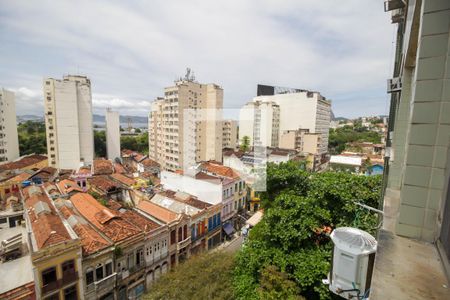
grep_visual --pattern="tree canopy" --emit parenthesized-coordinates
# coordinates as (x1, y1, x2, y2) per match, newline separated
(18, 121, 47, 155)
(328, 126, 381, 154)
(234, 161, 382, 299)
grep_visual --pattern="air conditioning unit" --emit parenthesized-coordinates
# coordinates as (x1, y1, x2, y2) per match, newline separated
(387, 77, 402, 93)
(329, 227, 377, 300)
(384, 0, 405, 12)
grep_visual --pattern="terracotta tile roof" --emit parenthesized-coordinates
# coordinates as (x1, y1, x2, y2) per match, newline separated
(137, 200, 178, 224)
(23, 186, 72, 250)
(70, 193, 141, 242)
(223, 149, 244, 158)
(43, 182, 60, 196)
(199, 161, 240, 179)
(0, 154, 47, 171)
(6, 172, 31, 183)
(140, 158, 160, 168)
(108, 200, 161, 232)
(113, 163, 126, 174)
(30, 167, 58, 182)
(89, 176, 120, 193)
(78, 166, 92, 175)
(57, 179, 83, 194)
(162, 190, 211, 210)
(56, 201, 112, 255)
(195, 171, 221, 183)
(110, 173, 135, 187)
(93, 159, 114, 175)
(58, 169, 75, 180)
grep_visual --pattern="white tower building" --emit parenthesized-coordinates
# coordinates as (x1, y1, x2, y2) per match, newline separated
(0, 88, 19, 162)
(106, 109, 120, 161)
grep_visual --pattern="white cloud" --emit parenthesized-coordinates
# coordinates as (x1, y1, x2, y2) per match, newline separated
(0, 0, 393, 118)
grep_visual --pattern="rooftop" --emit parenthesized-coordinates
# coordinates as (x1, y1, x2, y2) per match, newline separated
(140, 157, 160, 168)
(150, 193, 201, 216)
(89, 175, 120, 193)
(57, 179, 83, 194)
(137, 200, 179, 224)
(110, 173, 136, 187)
(0, 226, 34, 295)
(70, 193, 141, 242)
(55, 199, 112, 256)
(0, 154, 47, 171)
(23, 186, 73, 250)
(93, 159, 114, 175)
(200, 161, 240, 179)
(108, 200, 161, 233)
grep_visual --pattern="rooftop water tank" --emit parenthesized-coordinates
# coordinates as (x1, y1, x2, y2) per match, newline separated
(329, 227, 377, 299)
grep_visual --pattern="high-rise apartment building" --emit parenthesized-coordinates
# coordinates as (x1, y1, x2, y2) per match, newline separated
(239, 101, 280, 148)
(0, 88, 19, 162)
(106, 108, 120, 160)
(239, 85, 331, 153)
(43, 75, 94, 169)
(222, 119, 238, 149)
(149, 74, 223, 171)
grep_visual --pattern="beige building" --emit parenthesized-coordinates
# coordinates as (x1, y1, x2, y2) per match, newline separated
(279, 129, 320, 154)
(43, 75, 94, 170)
(148, 74, 223, 171)
(0, 88, 19, 162)
(222, 119, 238, 149)
(370, 1, 450, 299)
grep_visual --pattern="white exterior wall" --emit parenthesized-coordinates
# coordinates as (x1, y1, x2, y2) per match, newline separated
(53, 80, 81, 169)
(238, 104, 255, 146)
(44, 75, 94, 169)
(0, 88, 19, 162)
(106, 110, 120, 160)
(160, 171, 222, 205)
(253, 92, 331, 153)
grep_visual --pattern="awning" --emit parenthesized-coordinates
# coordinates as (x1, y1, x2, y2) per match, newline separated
(246, 210, 263, 227)
(223, 223, 235, 236)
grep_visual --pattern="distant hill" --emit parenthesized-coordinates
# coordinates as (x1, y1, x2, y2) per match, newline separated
(18, 114, 148, 124)
(17, 115, 44, 123)
(333, 117, 348, 121)
(93, 114, 148, 124)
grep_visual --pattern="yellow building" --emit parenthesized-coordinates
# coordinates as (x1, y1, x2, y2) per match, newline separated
(23, 185, 83, 300)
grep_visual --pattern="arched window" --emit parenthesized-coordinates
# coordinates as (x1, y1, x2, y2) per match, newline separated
(183, 224, 187, 240)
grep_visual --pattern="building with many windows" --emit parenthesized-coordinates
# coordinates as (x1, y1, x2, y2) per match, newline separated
(148, 73, 223, 171)
(239, 85, 331, 153)
(0, 88, 19, 162)
(222, 119, 238, 149)
(43, 75, 94, 169)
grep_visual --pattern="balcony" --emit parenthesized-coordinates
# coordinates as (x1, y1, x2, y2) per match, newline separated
(61, 271, 78, 286)
(95, 273, 116, 294)
(42, 281, 58, 295)
(129, 263, 145, 274)
(177, 237, 191, 251)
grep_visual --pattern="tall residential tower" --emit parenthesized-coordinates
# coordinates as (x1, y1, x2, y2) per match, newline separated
(43, 75, 94, 169)
(149, 72, 223, 171)
(106, 109, 120, 161)
(0, 88, 19, 162)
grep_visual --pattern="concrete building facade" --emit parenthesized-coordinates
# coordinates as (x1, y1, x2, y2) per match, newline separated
(43, 75, 94, 170)
(0, 88, 19, 162)
(239, 101, 280, 148)
(279, 129, 321, 154)
(370, 1, 450, 299)
(106, 109, 120, 161)
(148, 77, 223, 171)
(222, 119, 238, 149)
(239, 85, 331, 153)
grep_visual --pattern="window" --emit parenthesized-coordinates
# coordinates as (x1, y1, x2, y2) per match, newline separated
(136, 248, 143, 266)
(62, 260, 75, 275)
(105, 262, 113, 276)
(208, 217, 213, 230)
(95, 264, 104, 281)
(183, 225, 187, 240)
(64, 285, 77, 300)
(42, 267, 57, 287)
(85, 269, 94, 285)
(170, 229, 176, 244)
(45, 294, 60, 300)
(178, 227, 182, 242)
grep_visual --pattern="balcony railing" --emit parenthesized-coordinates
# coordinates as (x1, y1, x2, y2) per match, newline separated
(42, 281, 58, 295)
(61, 271, 78, 287)
(177, 237, 191, 251)
(95, 272, 116, 293)
(129, 263, 145, 274)
(191, 231, 207, 243)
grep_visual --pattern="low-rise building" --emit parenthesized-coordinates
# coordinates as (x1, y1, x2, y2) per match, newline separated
(0, 154, 48, 172)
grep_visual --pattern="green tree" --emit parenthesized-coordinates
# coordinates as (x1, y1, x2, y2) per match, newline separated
(233, 161, 382, 299)
(94, 130, 106, 157)
(328, 127, 382, 154)
(18, 121, 47, 155)
(240, 135, 250, 152)
(145, 252, 235, 300)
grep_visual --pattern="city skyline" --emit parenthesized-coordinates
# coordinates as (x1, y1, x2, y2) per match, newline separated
(0, 0, 392, 118)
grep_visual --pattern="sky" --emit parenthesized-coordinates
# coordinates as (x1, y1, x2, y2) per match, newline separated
(0, 0, 394, 119)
